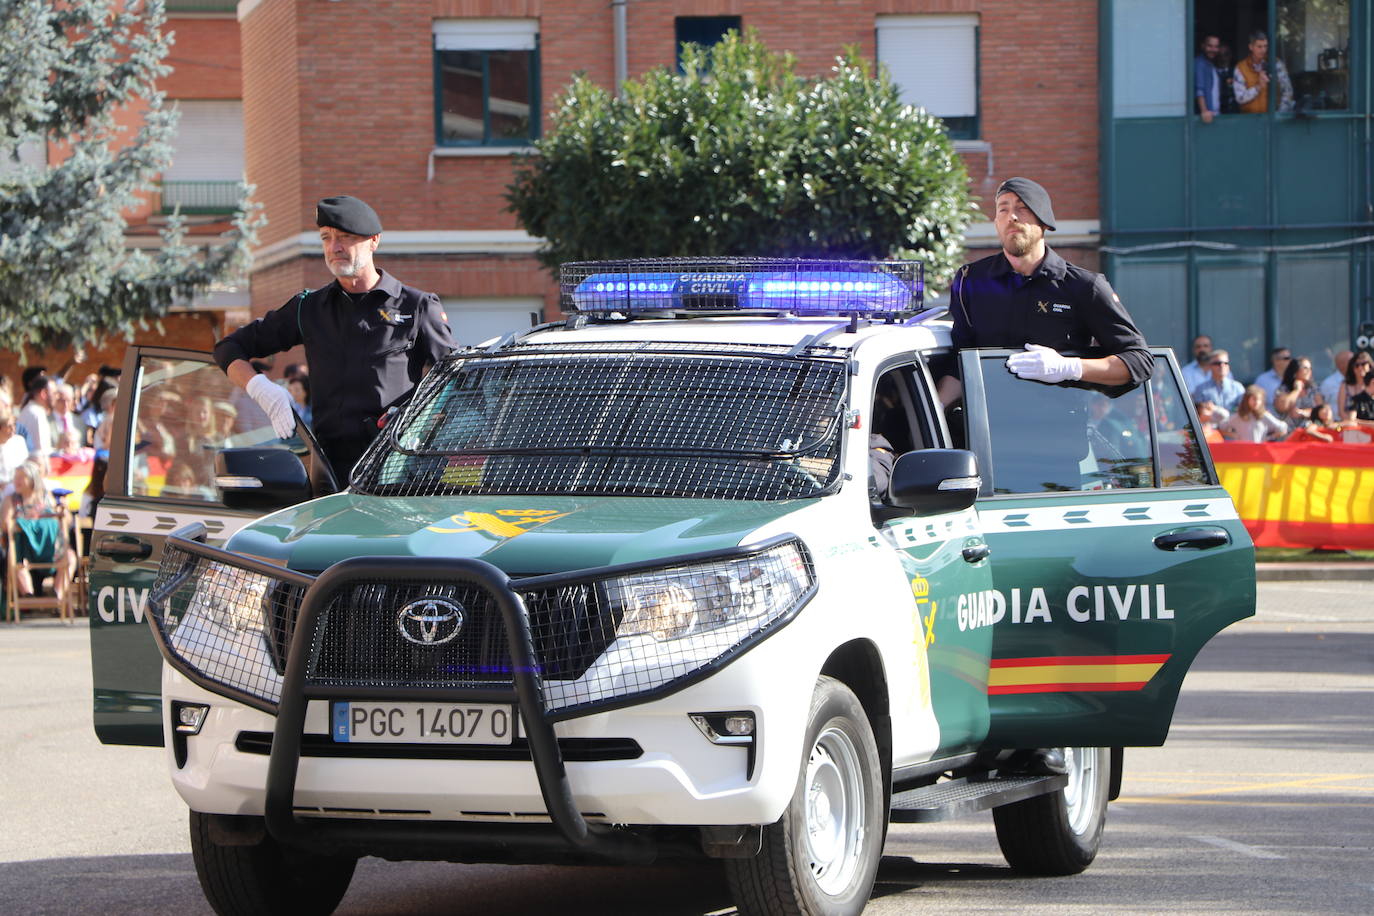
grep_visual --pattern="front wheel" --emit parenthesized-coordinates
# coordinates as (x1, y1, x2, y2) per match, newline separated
(726, 676, 884, 916)
(993, 746, 1110, 875)
(190, 811, 356, 916)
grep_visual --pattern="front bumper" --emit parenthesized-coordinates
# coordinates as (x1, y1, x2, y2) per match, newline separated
(151, 526, 816, 861)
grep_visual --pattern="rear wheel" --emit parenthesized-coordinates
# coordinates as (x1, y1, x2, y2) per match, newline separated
(190, 811, 356, 916)
(726, 676, 884, 916)
(993, 746, 1110, 875)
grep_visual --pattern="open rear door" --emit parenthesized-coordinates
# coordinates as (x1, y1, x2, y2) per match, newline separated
(89, 348, 333, 745)
(958, 348, 1255, 747)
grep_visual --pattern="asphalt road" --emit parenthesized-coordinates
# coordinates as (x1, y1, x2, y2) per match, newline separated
(1, 580, 1370, 915)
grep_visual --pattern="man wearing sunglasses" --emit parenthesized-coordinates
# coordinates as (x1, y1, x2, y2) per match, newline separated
(1191, 349, 1245, 412)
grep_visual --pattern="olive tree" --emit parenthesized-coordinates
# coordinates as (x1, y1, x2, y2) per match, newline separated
(0, 0, 260, 353)
(506, 31, 974, 288)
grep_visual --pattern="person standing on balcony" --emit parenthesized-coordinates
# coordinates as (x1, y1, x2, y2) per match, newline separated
(1195, 34, 1223, 123)
(1234, 30, 1293, 114)
(214, 196, 456, 484)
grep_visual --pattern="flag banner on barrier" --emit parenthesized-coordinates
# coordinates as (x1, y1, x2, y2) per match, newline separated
(1210, 440, 1374, 549)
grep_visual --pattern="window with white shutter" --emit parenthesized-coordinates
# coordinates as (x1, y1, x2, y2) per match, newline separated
(877, 15, 979, 139)
(162, 100, 244, 214)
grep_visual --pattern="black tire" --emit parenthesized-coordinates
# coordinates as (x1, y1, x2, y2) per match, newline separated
(726, 676, 884, 916)
(993, 746, 1110, 875)
(190, 811, 357, 916)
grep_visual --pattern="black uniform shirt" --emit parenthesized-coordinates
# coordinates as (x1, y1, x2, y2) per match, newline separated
(213, 270, 456, 441)
(949, 247, 1152, 385)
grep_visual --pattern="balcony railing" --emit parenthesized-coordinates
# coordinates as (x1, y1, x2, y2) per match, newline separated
(166, 1, 238, 12)
(159, 180, 241, 215)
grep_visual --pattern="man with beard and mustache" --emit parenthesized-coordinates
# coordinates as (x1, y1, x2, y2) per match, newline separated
(937, 177, 1151, 406)
(215, 196, 455, 484)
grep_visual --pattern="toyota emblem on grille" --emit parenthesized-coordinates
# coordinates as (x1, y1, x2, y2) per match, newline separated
(396, 597, 465, 646)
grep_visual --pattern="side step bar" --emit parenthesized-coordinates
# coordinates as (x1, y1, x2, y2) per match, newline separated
(890, 773, 1068, 823)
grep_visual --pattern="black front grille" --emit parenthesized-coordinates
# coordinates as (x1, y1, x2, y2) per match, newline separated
(302, 579, 618, 691)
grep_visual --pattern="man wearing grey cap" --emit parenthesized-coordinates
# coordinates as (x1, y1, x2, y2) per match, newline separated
(938, 177, 1151, 404)
(215, 195, 455, 484)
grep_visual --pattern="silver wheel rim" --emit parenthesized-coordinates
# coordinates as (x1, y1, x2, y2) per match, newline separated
(802, 724, 866, 895)
(1062, 746, 1102, 836)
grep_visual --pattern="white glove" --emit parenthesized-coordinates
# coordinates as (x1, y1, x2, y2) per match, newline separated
(246, 373, 297, 439)
(1006, 343, 1083, 383)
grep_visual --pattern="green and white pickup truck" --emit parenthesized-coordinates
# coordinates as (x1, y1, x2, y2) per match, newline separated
(89, 258, 1254, 916)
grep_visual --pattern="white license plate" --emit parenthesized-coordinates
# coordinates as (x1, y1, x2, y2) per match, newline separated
(331, 702, 517, 745)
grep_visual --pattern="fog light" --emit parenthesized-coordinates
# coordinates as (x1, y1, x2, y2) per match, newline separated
(690, 712, 755, 746)
(723, 715, 755, 737)
(174, 702, 209, 735)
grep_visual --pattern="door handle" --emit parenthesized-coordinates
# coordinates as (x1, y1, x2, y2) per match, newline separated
(962, 543, 991, 563)
(1152, 526, 1230, 551)
(95, 535, 153, 560)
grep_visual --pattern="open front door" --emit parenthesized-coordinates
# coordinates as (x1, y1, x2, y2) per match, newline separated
(89, 348, 333, 745)
(958, 348, 1255, 748)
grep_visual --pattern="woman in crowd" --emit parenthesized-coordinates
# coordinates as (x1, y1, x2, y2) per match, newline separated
(1272, 355, 1324, 428)
(1, 458, 76, 601)
(1336, 351, 1374, 416)
(1221, 385, 1288, 442)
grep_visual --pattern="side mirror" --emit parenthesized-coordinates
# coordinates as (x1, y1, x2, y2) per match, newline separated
(215, 448, 312, 511)
(889, 449, 982, 515)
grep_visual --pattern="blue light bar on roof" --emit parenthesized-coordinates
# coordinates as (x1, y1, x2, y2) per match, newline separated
(570, 266, 920, 316)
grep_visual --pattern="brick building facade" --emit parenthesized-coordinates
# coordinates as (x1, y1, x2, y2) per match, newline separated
(234, 0, 1103, 375)
(10, 0, 1105, 383)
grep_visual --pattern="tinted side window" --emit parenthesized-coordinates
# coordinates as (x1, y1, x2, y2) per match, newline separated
(129, 358, 282, 502)
(979, 357, 1154, 494)
(1152, 354, 1210, 487)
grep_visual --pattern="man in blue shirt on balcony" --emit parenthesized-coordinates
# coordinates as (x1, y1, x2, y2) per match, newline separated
(1195, 34, 1222, 124)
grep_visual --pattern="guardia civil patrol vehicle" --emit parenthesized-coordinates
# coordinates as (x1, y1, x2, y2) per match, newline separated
(89, 257, 1254, 916)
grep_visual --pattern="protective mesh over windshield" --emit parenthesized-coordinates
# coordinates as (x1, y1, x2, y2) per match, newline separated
(351, 342, 847, 501)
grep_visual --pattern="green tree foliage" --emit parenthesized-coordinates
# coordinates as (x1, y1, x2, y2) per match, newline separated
(0, 0, 260, 353)
(506, 31, 974, 288)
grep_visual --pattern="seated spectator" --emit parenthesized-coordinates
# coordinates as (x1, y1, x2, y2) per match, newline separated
(1, 459, 77, 602)
(54, 426, 95, 463)
(1191, 350, 1245, 412)
(1337, 351, 1374, 416)
(1181, 334, 1213, 394)
(0, 408, 29, 487)
(1253, 347, 1291, 406)
(1194, 399, 1226, 444)
(1320, 350, 1351, 406)
(1272, 355, 1324, 428)
(1220, 385, 1287, 442)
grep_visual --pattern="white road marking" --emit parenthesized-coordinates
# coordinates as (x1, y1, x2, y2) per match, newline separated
(1188, 834, 1285, 859)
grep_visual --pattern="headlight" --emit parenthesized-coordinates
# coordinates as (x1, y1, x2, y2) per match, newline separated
(541, 540, 815, 714)
(153, 550, 287, 706)
(609, 541, 811, 641)
(184, 562, 270, 634)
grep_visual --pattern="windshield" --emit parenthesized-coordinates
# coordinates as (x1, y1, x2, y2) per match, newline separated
(351, 341, 848, 500)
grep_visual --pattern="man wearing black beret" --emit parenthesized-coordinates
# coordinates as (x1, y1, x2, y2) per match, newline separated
(214, 195, 455, 484)
(938, 177, 1151, 405)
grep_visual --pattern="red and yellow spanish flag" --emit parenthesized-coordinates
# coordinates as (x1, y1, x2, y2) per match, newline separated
(988, 654, 1170, 695)
(1211, 441, 1374, 549)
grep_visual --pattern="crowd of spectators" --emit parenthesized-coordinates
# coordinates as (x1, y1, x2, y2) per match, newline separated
(1186, 335, 1374, 444)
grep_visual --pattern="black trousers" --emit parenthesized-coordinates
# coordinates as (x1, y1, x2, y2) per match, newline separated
(317, 433, 377, 489)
